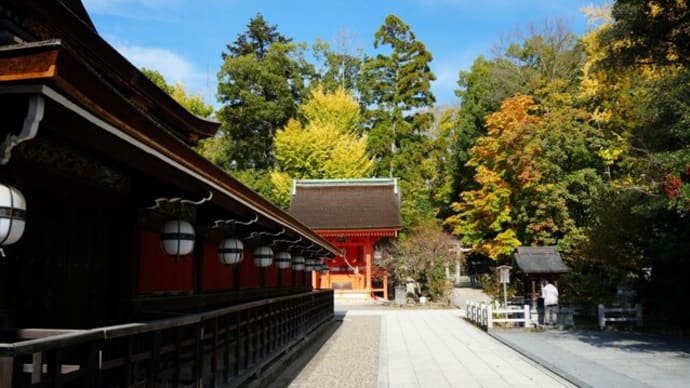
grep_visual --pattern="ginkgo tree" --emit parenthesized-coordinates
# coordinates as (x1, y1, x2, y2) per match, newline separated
(270, 86, 373, 208)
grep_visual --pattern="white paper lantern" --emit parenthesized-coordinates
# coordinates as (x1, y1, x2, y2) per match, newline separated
(276, 251, 291, 269)
(160, 219, 195, 256)
(0, 184, 26, 246)
(305, 257, 317, 272)
(291, 255, 305, 271)
(218, 238, 244, 265)
(253, 245, 273, 267)
(320, 263, 330, 275)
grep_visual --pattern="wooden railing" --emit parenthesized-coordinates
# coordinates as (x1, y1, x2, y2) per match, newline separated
(597, 304, 643, 330)
(0, 290, 333, 387)
(465, 301, 532, 330)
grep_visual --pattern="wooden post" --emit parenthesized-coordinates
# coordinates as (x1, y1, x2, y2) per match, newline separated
(523, 305, 531, 327)
(0, 357, 14, 388)
(598, 304, 606, 330)
(383, 273, 388, 300)
(31, 353, 42, 383)
(531, 280, 536, 308)
(364, 243, 372, 295)
(487, 304, 493, 329)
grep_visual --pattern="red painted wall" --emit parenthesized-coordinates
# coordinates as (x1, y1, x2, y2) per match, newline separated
(239, 253, 260, 288)
(202, 242, 235, 290)
(139, 234, 310, 292)
(280, 268, 292, 287)
(138, 231, 194, 293)
(264, 264, 278, 287)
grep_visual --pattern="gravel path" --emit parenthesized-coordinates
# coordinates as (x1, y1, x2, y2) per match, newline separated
(286, 314, 381, 388)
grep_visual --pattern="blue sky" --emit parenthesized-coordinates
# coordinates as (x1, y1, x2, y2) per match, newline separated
(82, 0, 606, 108)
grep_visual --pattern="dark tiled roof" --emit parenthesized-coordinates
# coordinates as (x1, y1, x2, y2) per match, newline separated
(514, 246, 571, 274)
(289, 179, 402, 230)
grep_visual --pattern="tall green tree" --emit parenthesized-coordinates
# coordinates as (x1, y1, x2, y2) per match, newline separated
(429, 107, 461, 220)
(451, 57, 517, 200)
(223, 13, 291, 60)
(216, 13, 314, 170)
(360, 14, 436, 177)
(360, 14, 436, 227)
(312, 33, 363, 95)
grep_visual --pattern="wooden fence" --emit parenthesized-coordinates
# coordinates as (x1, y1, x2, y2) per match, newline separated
(465, 301, 531, 330)
(597, 304, 643, 330)
(0, 290, 333, 387)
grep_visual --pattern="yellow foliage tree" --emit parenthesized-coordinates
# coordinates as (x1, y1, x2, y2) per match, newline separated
(301, 86, 360, 134)
(270, 88, 373, 208)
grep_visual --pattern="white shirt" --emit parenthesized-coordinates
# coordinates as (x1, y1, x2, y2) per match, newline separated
(542, 283, 559, 306)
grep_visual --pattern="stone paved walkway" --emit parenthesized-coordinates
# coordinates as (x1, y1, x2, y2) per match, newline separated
(266, 286, 690, 388)
(284, 308, 574, 388)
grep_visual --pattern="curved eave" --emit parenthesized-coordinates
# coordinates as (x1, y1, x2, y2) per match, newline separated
(315, 228, 401, 238)
(0, 43, 339, 257)
(2, 0, 218, 143)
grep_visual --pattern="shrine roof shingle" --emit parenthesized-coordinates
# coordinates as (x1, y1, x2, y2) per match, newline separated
(514, 246, 571, 274)
(289, 179, 402, 231)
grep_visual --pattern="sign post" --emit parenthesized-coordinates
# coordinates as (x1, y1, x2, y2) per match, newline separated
(497, 265, 512, 308)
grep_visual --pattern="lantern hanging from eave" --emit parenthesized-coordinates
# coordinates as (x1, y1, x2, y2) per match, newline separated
(275, 251, 292, 269)
(0, 184, 26, 247)
(291, 255, 305, 271)
(320, 263, 330, 275)
(305, 257, 317, 272)
(218, 237, 244, 265)
(253, 245, 273, 267)
(160, 219, 195, 257)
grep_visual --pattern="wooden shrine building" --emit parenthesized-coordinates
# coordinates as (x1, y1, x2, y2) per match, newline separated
(0, 1, 338, 386)
(514, 246, 571, 308)
(289, 179, 402, 300)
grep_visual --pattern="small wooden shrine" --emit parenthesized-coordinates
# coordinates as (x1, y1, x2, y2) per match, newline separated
(514, 246, 571, 307)
(289, 179, 402, 300)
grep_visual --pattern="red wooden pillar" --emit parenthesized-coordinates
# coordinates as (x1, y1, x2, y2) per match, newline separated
(364, 237, 372, 295)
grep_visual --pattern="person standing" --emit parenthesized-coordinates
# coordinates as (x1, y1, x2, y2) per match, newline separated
(542, 280, 559, 326)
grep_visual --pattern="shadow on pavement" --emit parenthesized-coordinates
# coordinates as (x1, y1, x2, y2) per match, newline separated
(570, 329, 690, 354)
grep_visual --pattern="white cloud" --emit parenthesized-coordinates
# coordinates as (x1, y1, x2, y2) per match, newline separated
(431, 50, 481, 105)
(117, 44, 195, 84)
(104, 35, 214, 103)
